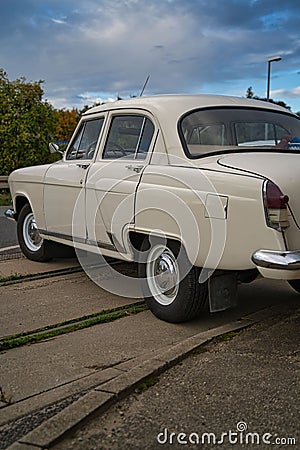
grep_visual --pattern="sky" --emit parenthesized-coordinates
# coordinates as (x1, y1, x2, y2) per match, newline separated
(1, 0, 300, 112)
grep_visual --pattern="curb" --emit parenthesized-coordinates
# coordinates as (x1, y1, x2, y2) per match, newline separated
(7, 316, 258, 449)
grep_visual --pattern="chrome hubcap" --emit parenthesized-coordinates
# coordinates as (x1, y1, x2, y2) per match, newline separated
(23, 213, 43, 252)
(154, 253, 178, 296)
(147, 245, 179, 305)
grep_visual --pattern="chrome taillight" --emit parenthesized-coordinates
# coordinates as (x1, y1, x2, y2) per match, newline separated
(263, 180, 290, 231)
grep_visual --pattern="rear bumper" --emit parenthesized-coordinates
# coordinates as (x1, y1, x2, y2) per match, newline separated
(252, 249, 300, 270)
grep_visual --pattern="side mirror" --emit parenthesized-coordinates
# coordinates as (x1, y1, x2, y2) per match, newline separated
(49, 142, 64, 156)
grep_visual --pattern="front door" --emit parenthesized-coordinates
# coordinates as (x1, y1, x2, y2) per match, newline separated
(43, 116, 105, 241)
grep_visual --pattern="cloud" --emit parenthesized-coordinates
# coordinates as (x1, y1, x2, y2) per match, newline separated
(76, 92, 116, 105)
(51, 18, 67, 25)
(272, 87, 300, 98)
(1, 0, 300, 110)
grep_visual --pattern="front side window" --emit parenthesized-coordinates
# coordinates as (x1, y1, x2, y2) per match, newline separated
(103, 115, 155, 160)
(180, 108, 300, 158)
(66, 118, 104, 160)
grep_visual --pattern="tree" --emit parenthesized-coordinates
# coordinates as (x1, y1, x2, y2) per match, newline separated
(245, 86, 291, 110)
(55, 108, 79, 142)
(246, 86, 254, 99)
(0, 69, 57, 175)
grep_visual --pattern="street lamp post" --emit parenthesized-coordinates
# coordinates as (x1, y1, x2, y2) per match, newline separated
(267, 56, 282, 101)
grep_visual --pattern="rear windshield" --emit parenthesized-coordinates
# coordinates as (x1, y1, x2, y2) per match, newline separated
(179, 107, 300, 158)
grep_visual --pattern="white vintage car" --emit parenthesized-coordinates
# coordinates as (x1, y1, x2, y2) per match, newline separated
(5, 95, 300, 322)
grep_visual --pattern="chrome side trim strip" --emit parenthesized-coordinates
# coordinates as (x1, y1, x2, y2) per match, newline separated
(39, 229, 117, 252)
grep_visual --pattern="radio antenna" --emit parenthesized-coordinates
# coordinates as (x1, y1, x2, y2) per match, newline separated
(140, 75, 150, 96)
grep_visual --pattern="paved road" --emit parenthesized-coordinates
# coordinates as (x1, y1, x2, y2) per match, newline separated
(54, 303, 300, 450)
(0, 206, 18, 249)
(0, 254, 300, 448)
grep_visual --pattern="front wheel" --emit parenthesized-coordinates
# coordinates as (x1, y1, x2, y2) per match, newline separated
(17, 203, 52, 262)
(288, 280, 300, 294)
(138, 237, 208, 323)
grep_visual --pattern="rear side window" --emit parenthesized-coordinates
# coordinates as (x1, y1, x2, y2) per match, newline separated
(235, 122, 289, 147)
(102, 115, 155, 160)
(66, 118, 104, 160)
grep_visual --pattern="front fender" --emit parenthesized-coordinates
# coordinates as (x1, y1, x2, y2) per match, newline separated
(9, 164, 52, 230)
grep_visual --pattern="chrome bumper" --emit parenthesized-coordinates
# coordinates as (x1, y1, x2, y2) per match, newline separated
(252, 249, 300, 270)
(4, 209, 16, 220)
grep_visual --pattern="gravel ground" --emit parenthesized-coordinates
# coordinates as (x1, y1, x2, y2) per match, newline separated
(53, 307, 300, 450)
(0, 391, 89, 449)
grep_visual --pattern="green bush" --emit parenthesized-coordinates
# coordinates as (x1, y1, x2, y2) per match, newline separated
(0, 69, 57, 175)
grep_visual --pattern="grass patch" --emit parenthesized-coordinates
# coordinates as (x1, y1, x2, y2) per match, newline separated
(0, 302, 148, 352)
(0, 273, 24, 285)
(0, 191, 11, 206)
(0, 386, 12, 404)
(0, 266, 82, 287)
(135, 376, 160, 394)
(215, 331, 239, 342)
(191, 346, 209, 356)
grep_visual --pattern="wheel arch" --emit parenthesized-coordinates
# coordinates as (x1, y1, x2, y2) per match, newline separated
(128, 230, 183, 254)
(14, 195, 31, 221)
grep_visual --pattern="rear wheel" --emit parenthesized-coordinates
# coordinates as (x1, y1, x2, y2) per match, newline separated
(17, 203, 52, 262)
(138, 237, 208, 323)
(288, 280, 300, 294)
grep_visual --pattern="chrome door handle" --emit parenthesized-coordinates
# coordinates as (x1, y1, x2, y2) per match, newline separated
(125, 164, 144, 173)
(77, 163, 90, 169)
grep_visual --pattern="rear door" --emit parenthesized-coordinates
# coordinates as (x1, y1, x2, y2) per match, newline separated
(85, 111, 156, 252)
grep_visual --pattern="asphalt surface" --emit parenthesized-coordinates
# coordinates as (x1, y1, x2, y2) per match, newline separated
(0, 206, 17, 249)
(53, 304, 300, 450)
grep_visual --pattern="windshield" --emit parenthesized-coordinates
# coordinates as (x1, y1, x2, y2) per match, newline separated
(179, 107, 300, 158)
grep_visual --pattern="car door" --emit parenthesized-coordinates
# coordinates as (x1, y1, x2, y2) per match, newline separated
(43, 116, 105, 241)
(85, 111, 156, 253)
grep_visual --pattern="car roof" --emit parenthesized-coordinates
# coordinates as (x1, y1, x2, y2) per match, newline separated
(83, 94, 292, 118)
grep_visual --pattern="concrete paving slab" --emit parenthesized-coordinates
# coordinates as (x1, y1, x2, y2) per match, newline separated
(0, 274, 295, 340)
(0, 272, 138, 338)
(6, 316, 258, 450)
(0, 310, 221, 405)
(153, 319, 255, 366)
(7, 443, 39, 450)
(0, 257, 79, 279)
(96, 358, 169, 396)
(1, 280, 298, 408)
(0, 367, 122, 427)
(20, 391, 113, 448)
(1, 274, 300, 448)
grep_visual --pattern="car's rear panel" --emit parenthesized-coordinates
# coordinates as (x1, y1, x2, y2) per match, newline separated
(217, 152, 300, 251)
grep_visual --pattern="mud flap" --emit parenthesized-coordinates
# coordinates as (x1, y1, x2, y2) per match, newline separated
(208, 272, 238, 312)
